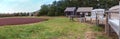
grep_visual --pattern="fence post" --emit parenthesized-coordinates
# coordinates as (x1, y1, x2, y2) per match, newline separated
(105, 12, 110, 36)
(118, 1, 120, 39)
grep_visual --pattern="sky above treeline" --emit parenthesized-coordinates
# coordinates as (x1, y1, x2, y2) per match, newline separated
(0, 0, 59, 14)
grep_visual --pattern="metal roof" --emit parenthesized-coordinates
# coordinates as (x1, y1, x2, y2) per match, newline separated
(64, 7, 76, 12)
(109, 5, 119, 10)
(106, 10, 119, 13)
(107, 5, 119, 13)
(76, 7, 93, 12)
(94, 9, 105, 14)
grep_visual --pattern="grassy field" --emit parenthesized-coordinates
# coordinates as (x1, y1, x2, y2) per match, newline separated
(0, 17, 109, 39)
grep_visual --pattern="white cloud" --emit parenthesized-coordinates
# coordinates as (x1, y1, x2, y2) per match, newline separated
(0, 0, 39, 14)
(3, 0, 29, 2)
(0, 0, 57, 14)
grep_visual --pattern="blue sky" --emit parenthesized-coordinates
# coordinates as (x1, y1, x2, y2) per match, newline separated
(0, 0, 58, 14)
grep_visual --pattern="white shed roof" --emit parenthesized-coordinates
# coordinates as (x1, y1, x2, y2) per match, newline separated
(64, 7, 76, 12)
(109, 5, 119, 10)
(108, 5, 119, 13)
(76, 7, 93, 12)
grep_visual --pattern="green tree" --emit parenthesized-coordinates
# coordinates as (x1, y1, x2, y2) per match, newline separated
(38, 0, 119, 16)
(39, 5, 49, 16)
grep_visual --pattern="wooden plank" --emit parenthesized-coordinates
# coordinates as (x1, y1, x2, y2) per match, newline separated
(96, 13, 98, 26)
(105, 12, 110, 36)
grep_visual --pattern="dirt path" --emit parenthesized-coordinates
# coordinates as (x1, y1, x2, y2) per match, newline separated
(85, 31, 96, 39)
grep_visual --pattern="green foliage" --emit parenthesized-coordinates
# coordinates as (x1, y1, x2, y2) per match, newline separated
(47, 5, 56, 16)
(38, 0, 119, 16)
(39, 5, 49, 16)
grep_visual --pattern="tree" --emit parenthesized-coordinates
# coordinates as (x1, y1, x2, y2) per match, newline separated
(38, 0, 119, 16)
(39, 5, 49, 16)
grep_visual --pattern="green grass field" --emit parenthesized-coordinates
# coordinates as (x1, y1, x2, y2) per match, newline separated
(0, 17, 109, 39)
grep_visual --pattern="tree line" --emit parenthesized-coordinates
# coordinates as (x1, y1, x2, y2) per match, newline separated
(0, 12, 32, 17)
(38, 0, 119, 16)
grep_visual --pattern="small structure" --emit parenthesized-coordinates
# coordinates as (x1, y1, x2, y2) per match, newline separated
(94, 9, 105, 25)
(29, 13, 33, 16)
(33, 10, 40, 16)
(105, 3, 120, 39)
(90, 10, 97, 23)
(76, 7, 93, 22)
(64, 7, 76, 21)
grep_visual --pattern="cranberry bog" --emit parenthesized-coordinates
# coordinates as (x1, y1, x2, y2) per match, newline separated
(0, 18, 47, 26)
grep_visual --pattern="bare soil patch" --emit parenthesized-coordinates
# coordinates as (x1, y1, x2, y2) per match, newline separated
(0, 18, 47, 26)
